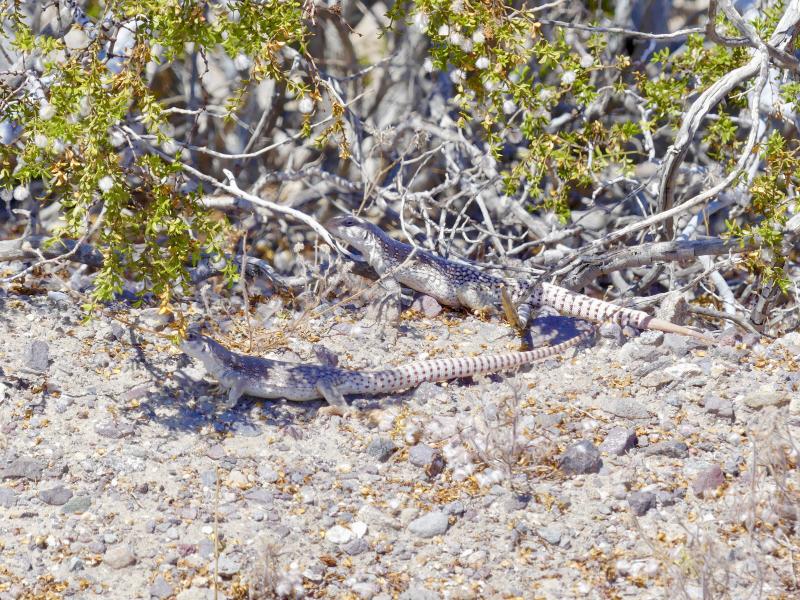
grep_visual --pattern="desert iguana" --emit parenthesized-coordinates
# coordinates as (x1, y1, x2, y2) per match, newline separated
(326, 215, 713, 343)
(180, 329, 591, 410)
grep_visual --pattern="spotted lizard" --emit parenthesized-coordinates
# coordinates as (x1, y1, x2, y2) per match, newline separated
(326, 215, 713, 343)
(180, 329, 591, 410)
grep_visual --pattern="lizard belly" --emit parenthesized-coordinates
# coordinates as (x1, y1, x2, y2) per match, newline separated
(243, 380, 321, 401)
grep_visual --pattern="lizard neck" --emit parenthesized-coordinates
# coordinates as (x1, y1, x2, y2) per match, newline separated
(362, 229, 411, 275)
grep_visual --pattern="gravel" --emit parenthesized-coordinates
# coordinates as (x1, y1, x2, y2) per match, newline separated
(0, 295, 797, 598)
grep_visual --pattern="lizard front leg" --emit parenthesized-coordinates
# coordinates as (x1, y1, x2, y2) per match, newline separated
(220, 371, 247, 410)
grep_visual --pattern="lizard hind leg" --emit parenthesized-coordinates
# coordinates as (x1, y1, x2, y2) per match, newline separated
(316, 379, 356, 418)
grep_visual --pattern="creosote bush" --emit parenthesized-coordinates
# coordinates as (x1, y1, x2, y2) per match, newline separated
(1, 0, 799, 307)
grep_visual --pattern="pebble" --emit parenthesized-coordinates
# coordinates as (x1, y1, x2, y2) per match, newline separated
(600, 398, 652, 420)
(366, 437, 397, 462)
(94, 420, 135, 439)
(537, 525, 562, 546)
(216, 554, 240, 577)
(39, 484, 73, 506)
(644, 440, 689, 459)
(627, 491, 656, 516)
(408, 444, 445, 477)
(1, 457, 44, 480)
(410, 295, 442, 317)
(343, 537, 370, 556)
(149, 576, 174, 599)
(0, 487, 18, 507)
(704, 396, 735, 420)
(24, 340, 50, 372)
(408, 511, 449, 538)
(692, 465, 725, 497)
(599, 427, 637, 456)
(558, 441, 602, 475)
(326, 525, 354, 545)
(104, 544, 137, 569)
(742, 387, 790, 409)
(61, 496, 91, 514)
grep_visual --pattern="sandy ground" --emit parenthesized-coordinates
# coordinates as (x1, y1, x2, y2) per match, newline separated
(1, 287, 799, 599)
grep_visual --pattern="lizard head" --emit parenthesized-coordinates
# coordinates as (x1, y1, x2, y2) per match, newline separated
(179, 330, 228, 376)
(325, 215, 384, 256)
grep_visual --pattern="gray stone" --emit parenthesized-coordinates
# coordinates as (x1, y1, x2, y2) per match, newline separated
(644, 441, 689, 459)
(408, 444, 445, 477)
(39, 485, 73, 506)
(537, 525, 562, 546)
(627, 491, 656, 516)
(399, 584, 440, 600)
(444, 501, 466, 516)
(742, 387, 789, 409)
(245, 488, 273, 506)
(655, 490, 678, 507)
(367, 437, 397, 462)
(135, 308, 173, 330)
(599, 427, 637, 456)
(104, 544, 137, 569)
(410, 295, 442, 318)
(343, 537, 369, 556)
(704, 396, 735, 420)
(24, 340, 49, 372)
(61, 495, 91, 514)
(692, 465, 725, 497)
(408, 511, 449, 538)
(504, 494, 531, 512)
(67, 557, 84, 572)
(217, 554, 240, 577)
(558, 441, 602, 475)
(94, 420, 134, 439)
(1, 457, 43, 480)
(601, 398, 651, 420)
(149, 576, 173, 599)
(0, 487, 17, 508)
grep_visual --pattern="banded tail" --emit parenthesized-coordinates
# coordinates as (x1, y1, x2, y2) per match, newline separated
(523, 283, 712, 343)
(340, 328, 593, 396)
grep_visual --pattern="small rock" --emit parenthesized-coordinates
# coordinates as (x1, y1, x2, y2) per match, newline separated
(742, 387, 789, 409)
(149, 576, 173, 599)
(350, 521, 368, 538)
(537, 525, 562, 545)
(663, 362, 703, 379)
(399, 584, 440, 600)
(245, 488, 273, 506)
(558, 441, 602, 475)
(444, 500, 466, 516)
(61, 495, 91, 514)
(600, 398, 651, 420)
(217, 554, 240, 577)
(326, 525, 354, 545)
(704, 396, 735, 420)
(504, 493, 531, 512)
(408, 511, 449, 538)
(1, 456, 44, 481)
(599, 427, 637, 456)
(39, 485, 73, 506)
(343, 537, 369, 556)
(135, 308, 174, 330)
(367, 437, 397, 462)
(644, 441, 689, 459)
(104, 544, 137, 569)
(206, 445, 225, 460)
(628, 491, 656, 516)
(24, 340, 49, 372)
(692, 465, 725, 497)
(94, 420, 135, 439)
(410, 295, 442, 317)
(66, 556, 84, 572)
(0, 487, 17, 508)
(408, 444, 445, 477)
